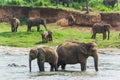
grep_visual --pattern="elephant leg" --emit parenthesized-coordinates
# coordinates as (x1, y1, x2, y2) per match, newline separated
(16, 26, 18, 32)
(13, 27, 15, 32)
(91, 33, 96, 39)
(27, 26, 31, 32)
(15, 27, 17, 32)
(37, 26, 40, 32)
(81, 63, 86, 71)
(37, 60, 45, 71)
(57, 62, 61, 69)
(54, 64, 58, 71)
(61, 64, 66, 70)
(103, 32, 106, 40)
(11, 27, 14, 32)
(91, 34, 94, 39)
(94, 33, 96, 39)
(49, 63, 54, 71)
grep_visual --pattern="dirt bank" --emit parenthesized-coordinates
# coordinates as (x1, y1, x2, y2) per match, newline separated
(0, 6, 120, 29)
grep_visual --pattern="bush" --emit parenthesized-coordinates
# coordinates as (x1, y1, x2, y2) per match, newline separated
(8, 0, 24, 6)
(72, 2, 82, 9)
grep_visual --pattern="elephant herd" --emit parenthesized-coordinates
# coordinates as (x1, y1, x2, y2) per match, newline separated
(29, 41, 98, 72)
(10, 15, 112, 41)
(10, 16, 52, 43)
(10, 17, 47, 32)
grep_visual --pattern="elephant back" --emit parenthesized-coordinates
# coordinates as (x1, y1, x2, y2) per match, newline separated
(39, 47, 58, 64)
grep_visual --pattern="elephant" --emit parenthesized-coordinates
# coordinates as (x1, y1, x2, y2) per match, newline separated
(41, 30, 53, 43)
(103, 0, 118, 8)
(67, 15, 75, 26)
(62, 0, 70, 7)
(27, 18, 47, 32)
(56, 41, 98, 71)
(10, 17, 20, 32)
(91, 23, 111, 40)
(29, 46, 58, 72)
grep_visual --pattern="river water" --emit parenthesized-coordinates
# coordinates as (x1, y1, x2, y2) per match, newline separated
(0, 46, 120, 80)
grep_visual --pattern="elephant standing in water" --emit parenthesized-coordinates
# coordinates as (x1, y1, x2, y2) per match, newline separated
(41, 30, 53, 43)
(91, 23, 111, 40)
(57, 42, 98, 71)
(10, 17, 20, 32)
(29, 47, 58, 72)
(27, 18, 47, 32)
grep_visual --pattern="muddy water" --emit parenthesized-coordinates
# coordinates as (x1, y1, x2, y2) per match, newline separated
(0, 46, 120, 80)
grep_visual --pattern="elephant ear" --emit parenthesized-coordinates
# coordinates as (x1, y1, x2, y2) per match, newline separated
(37, 47, 46, 61)
(79, 43, 88, 55)
(87, 42, 98, 56)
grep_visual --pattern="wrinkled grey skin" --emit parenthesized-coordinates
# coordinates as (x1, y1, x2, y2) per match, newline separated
(41, 30, 53, 43)
(57, 42, 98, 71)
(67, 15, 75, 26)
(10, 17, 20, 32)
(29, 47, 58, 72)
(27, 18, 47, 32)
(91, 23, 111, 40)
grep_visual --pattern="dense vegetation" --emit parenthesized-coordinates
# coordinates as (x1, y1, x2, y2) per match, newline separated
(0, 0, 120, 12)
(0, 23, 119, 48)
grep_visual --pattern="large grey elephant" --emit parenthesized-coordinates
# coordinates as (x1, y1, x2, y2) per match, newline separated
(10, 17, 20, 32)
(57, 42, 98, 71)
(27, 18, 47, 32)
(29, 47, 58, 72)
(91, 23, 111, 40)
(41, 30, 53, 43)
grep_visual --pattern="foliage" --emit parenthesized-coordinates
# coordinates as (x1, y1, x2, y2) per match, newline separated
(0, 0, 120, 12)
(0, 23, 119, 48)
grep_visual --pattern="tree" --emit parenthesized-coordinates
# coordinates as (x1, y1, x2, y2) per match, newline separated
(85, 0, 89, 13)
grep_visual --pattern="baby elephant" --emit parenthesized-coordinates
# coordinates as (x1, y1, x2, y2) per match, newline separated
(29, 46, 58, 72)
(67, 15, 75, 26)
(10, 17, 20, 32)
(41, 30, 53, 43)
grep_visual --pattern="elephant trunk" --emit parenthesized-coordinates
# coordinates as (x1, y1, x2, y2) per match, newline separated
(108, 30, 110, 40)
(93, 53, 98, 71)
(29, 58, 32, 72)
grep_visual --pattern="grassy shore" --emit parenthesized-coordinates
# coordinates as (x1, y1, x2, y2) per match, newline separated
(0, 23, 119, 48)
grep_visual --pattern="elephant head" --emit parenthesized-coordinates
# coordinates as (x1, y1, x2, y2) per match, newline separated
(41, 31, 49, 43)
(104, 24, 111, 40)
(80, 42, 98, 71)
(29, 48, 38, 72)
(41, 30, 53, 43)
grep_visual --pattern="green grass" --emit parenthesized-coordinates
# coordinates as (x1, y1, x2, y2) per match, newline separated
(0, 23, 119, 48)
